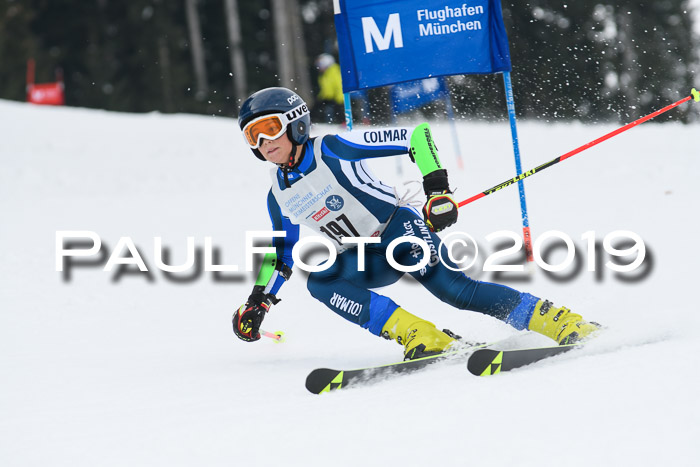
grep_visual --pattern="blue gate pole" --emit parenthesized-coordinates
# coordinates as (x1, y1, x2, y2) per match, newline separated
(502, 71, 534, 263)
(343, 92, 353, 131)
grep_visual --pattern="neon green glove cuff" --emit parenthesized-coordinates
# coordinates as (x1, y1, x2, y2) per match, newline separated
(409, 123, 443, 176)
(254, 251, 278, 287)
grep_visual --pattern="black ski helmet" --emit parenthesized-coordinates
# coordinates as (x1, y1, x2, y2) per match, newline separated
(238, 87, 311, 161)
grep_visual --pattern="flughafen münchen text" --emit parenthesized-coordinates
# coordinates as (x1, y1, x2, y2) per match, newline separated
(417, 4, 484, 36)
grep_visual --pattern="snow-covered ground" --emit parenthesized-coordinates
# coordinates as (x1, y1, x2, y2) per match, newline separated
(1, 99, 699, 466)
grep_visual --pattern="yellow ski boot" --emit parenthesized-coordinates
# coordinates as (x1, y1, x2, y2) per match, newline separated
(528, 300, 600, 345)
(381, 307, 456, 360)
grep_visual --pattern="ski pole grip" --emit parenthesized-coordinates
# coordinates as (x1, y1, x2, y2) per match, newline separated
(692, 88, 699, 102)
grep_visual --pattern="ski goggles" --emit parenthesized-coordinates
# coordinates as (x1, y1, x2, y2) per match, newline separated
(242, 104, 309, 149)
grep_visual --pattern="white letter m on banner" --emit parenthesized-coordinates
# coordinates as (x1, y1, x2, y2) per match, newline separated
(361, 13, 403, 53)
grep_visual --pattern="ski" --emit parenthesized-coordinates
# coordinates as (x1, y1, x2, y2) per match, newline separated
(305, 344, 486, 395)
(467, 343, 582, 376)
(306, 342, 584, 393)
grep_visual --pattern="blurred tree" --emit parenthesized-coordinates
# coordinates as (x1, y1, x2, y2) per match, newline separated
(481, 0, 698, 123)
(288, 0, 313, 105)
(223, 0, 247, 104)
(0, 0, 36, 101)
(269, 0, 312, 103)
(606, 1, 697, 122)
(478, 1, 610, 122)
(0, 0, 695, 122)
(185, 0, 208, 102)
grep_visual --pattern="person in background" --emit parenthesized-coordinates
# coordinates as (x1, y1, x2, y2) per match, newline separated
(314, 54, 345, 124)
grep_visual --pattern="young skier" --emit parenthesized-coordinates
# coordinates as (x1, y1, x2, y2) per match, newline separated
(233, 87, 599, 359)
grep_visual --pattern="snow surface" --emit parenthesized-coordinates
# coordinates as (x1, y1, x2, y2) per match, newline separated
(1, 99, 699, 466)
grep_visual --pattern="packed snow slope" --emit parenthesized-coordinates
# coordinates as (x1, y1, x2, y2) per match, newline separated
(1, 99, 699, 467)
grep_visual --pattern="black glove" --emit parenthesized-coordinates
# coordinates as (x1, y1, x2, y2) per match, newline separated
(422, 169, 459, 232)
(233, 287, 280, 342)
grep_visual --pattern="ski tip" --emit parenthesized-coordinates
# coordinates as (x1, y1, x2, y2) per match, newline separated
(692, 88, 700, 103)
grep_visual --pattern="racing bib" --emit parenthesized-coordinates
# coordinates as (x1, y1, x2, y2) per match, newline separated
(270, 140, 391, 251)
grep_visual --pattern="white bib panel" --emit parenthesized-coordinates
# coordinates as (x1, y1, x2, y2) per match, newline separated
(270, 140, 391, 252)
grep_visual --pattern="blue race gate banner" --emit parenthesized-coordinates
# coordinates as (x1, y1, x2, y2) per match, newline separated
(390, 78, 447, 114)
(334, 0, 512, 93)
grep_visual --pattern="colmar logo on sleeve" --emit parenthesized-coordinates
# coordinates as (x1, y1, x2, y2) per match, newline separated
(363, 128, 408, 144)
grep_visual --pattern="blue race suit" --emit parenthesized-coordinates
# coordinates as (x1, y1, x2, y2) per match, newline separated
(260, 129, 539, 335)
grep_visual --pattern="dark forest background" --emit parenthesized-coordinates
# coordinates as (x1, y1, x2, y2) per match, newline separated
(1, 0, 698, 122)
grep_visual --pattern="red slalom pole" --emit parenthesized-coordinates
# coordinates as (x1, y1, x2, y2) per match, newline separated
(458, 89, 699, 208)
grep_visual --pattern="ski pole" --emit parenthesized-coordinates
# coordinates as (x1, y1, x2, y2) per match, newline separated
(458, 88, 700, 208)
(260, 329, 286, 343)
